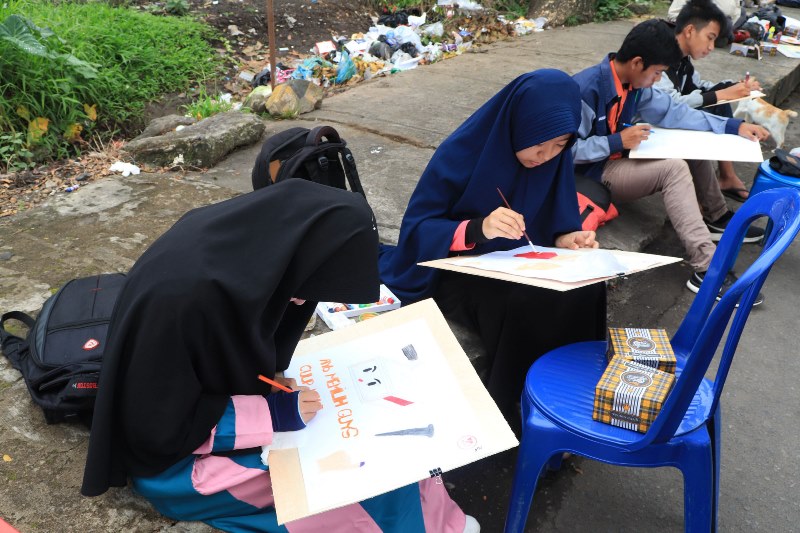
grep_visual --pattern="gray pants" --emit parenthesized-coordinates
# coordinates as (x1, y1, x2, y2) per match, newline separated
(602, 158, 728, 271)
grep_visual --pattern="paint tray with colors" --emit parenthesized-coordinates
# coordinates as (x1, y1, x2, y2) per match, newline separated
(607, 327, 676, 374)
(319, 284, 401, 318)
(316, 284, 401, 330)
(593, 358, 675, 433)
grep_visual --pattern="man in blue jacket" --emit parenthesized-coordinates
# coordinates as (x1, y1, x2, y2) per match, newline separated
(572, 18, 769, 303)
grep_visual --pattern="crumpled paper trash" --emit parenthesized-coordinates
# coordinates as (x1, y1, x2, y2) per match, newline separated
(109, 161, 141, 177)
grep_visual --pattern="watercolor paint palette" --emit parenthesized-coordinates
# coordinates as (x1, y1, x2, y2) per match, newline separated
(319, 284, 400, 318)
(315, 284, 401, 330)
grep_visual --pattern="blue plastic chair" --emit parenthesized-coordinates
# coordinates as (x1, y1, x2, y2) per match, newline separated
(504, 187, 800, 533)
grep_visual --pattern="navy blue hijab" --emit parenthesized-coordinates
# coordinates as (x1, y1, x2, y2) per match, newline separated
(379, 69, 583, 303)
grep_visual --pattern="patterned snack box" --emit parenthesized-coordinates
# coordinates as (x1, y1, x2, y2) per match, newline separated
(593, 359, 675, 433)
(607, 327, 676, 374)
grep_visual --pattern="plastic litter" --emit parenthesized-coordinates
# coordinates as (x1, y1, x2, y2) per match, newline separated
(292, 57, 332, 81)
(392, 25, 424, 52)
(390, 50, 422, 70)
(455, 0, 482, 11)
(369, 40, 393, 60)
(408, 13, 426, 28)
(422, 21, 444, 37)
(335, 51, 356, 84)
(399, 42, 418, 58)
(384, 30, 398, 47)
(378, 11, 409, 28)
(209, 2, 538, 90)
(314, 40, 336, 56)
(109, 162, 141, 177)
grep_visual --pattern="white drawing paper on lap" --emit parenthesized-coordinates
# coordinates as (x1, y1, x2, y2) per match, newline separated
(267, 301, 517, 524)
(443, 246, 660, 283)
(629, 126, 763, 162)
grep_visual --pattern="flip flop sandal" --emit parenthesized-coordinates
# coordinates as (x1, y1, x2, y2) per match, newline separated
(721, 187, 749, 203)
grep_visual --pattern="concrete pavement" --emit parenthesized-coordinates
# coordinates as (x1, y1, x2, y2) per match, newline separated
(2, 8, 800, 532)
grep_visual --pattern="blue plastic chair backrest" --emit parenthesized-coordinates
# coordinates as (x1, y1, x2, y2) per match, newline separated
(631, 188, 800, 449)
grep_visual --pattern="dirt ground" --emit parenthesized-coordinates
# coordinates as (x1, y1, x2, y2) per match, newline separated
(191, 0, 378, 55)
(135, 0, 378, 119)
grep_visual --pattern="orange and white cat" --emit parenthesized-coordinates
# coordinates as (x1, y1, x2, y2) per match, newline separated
(734, 98, 798, 148)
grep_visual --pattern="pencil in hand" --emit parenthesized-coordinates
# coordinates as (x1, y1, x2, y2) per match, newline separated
(258, 374, 294, 393)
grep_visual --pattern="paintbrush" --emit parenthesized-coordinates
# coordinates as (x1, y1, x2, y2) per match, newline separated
(496, 187, 537, 253)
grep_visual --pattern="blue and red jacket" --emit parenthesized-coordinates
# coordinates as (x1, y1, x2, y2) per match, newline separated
(571, 54, 743, 180)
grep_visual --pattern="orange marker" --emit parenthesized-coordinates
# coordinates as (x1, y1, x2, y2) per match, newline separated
(258, 374, 293, 393)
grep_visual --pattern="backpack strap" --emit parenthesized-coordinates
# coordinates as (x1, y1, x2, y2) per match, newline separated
(306, 125, 342, 146)
(340, 146, 366, 197)
(306, 126, 366, 197)
(0, 311, 34, 367)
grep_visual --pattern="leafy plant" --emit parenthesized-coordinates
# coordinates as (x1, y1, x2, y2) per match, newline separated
(368, 0, 429, 14)
(0, 15, 98, 79)
(486, 0, 528, 19)
(0, 131, 33, 172)
(594, 0, 633, 22)
(0, 0, 223, 171)
(165, 0, 190, 16)
(182, 88, 233, 120)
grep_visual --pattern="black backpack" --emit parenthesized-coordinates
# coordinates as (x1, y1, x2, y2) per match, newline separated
(251, 125, 365, 195)
(769, 148, 800, 178)
(0, 273, 126, 425)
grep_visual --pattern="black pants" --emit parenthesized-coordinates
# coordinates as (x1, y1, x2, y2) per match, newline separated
(433, 271, 607, 419)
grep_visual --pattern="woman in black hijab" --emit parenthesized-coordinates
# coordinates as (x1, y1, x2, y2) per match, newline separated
(82, 179, 477, 533)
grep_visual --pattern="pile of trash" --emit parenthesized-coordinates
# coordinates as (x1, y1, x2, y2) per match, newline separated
(244, 3, 548, 91)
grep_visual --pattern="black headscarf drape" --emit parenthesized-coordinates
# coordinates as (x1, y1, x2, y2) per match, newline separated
(82, 179, 379, 496)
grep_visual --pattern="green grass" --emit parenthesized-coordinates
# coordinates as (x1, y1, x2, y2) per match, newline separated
(183, 89, 234, 120)
(0, 0, 223, 171)
(594, 0, 633, 22)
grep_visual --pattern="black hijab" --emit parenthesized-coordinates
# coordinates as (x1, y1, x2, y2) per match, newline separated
(82, 179, 379, 496)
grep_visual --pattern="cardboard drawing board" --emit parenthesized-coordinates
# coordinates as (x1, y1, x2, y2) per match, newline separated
(629, 126, 763, 162)
(420, 247, 681, 291)
(268, 299, 518, 525)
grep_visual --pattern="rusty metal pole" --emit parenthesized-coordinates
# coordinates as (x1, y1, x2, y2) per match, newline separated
(266, 0, 277, 89)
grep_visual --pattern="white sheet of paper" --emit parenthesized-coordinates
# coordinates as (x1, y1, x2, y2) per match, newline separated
(266, 300, 518, 524)
(784, 16, 800, 29)
(628, 126, 763, 162)
(777, 43, 800, 59)
(706, 90, 765, 107)
(444, 245, 660, 283)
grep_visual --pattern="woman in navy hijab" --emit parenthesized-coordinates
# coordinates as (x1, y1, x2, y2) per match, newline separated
(379, 69, 607, 424)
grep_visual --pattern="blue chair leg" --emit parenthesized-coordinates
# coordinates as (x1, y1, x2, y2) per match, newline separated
(504, 406, 555, 533)
(546, 453, 563, 472)
(679, 437, 715, 533)
(710, 405, 722, 533)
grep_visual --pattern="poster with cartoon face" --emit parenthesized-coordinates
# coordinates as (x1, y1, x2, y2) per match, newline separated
(269, 300, 518, 524)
